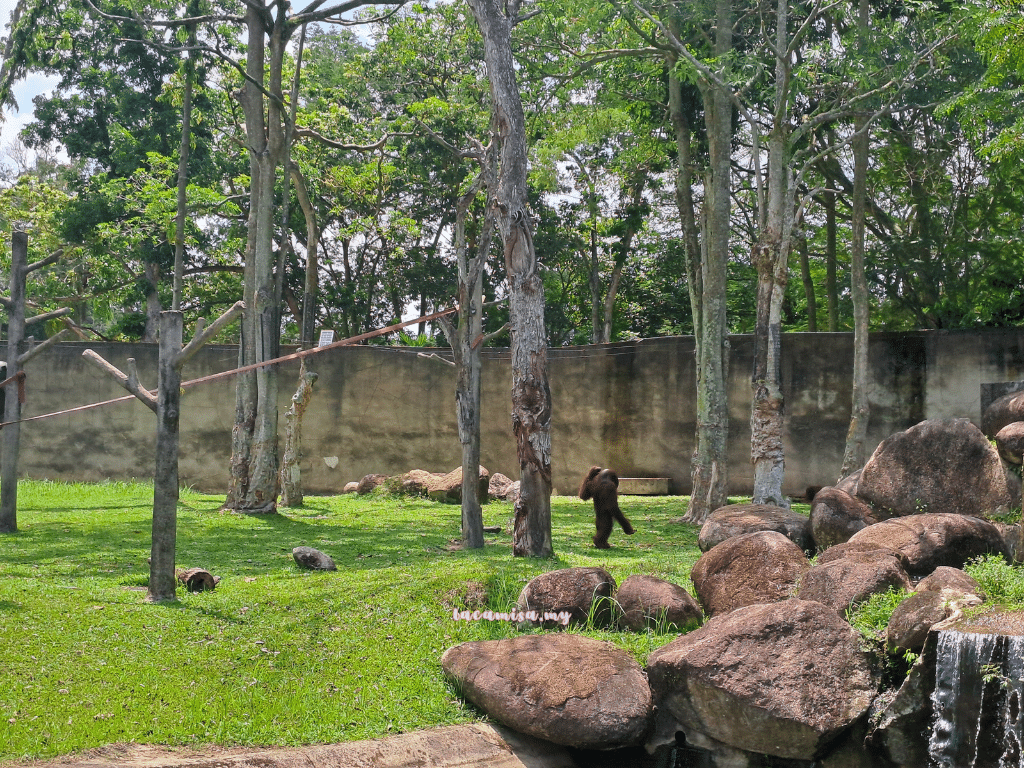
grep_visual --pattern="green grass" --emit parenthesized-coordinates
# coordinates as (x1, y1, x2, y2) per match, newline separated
(0, 481, 706, 763)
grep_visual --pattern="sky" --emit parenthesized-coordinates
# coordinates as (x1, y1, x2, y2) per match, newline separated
(0, 0, 61, 160)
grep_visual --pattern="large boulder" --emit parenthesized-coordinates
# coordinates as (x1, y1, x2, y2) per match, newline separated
(698, 503, 812, 553)
(996, 422, 1024, 465)
(427, 466, 490, 504)
(886, 589, 982, 654)
(797, 548, 911, 618)
(810, 487, 884, 550)
(441, 634, 652, 750)
(690, 531, 809, 618)
(614, 575, 703, 632)
(488, 472, 515, 500)
(516, 567, 616, 628)
(914, 566, 984, 599)
(356, 473, 389, 495)
(387, 469, 443, 496)
(847, 513, 1008, 576)
(982, 390, 1024, 439)
(646, 599, 877, 761)
(856, 418, 1014, 518)
(816, 540, 909, 569)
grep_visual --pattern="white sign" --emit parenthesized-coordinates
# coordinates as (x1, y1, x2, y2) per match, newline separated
(317, 330, 335, 347)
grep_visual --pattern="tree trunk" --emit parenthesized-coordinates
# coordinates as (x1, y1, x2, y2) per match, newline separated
(279, 359, 318, 508)
(149, 310, 182, 603)
(0, 230, 27, 533)
(825, 184, 838, 332)
(143, 260, 161, 343)
(749, 0, 793, 509)
(841, 0, 872, 479)
(683, 0, 732, 524)
(797, 227, 817, 332)
(225, 5, 282, 513)
(172, 12, 194, 312)
(469, 0, 552, 557)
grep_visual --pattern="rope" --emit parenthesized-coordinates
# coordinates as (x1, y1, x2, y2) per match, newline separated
(0, 305, 459, 429)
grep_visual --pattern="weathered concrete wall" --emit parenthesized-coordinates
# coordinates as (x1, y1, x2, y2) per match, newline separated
(10, 328, 1024, 497)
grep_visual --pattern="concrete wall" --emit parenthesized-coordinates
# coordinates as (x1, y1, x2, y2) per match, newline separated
(12, 328, 1024, 497)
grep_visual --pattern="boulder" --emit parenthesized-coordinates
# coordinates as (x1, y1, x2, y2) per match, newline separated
(816, 540, 908, 569)
(504, 481, 521, 504)
(690, 531, 809, 618)
(488, 472, 515, 500)
(995, 422, 1024, 465)
(797, 549, 911, 617)
(847, 513, 1008, 576)
(356, 473, 389, 495)
(886, 589, 982, 654)
(646, 599, 877, 761)
(982, 390, 1024, 439)
(427, 466, 490, 504)
(914, 566, 984, 599)
(856, 418, 1014, 518)
(342, 481, 359, 494)
(809, 487, 884, 550)
(441, 634, 652, 750)
(866, 636, 937, 768)
(836, 469, 862, 496)
(391, 469, 443, 496)
(516, 567, 616, 628)
(292, 546, 337, 571)
(614, 575, 703, 632)
(698, 503, 812, 552)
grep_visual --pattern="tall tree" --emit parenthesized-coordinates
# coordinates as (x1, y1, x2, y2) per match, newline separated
(468, 0, 553, 557)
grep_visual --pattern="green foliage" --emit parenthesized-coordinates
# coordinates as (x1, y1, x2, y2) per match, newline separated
(0, 482, 704, 762)
(847, 587, 913, 642)
(965, 554, 1024, 607)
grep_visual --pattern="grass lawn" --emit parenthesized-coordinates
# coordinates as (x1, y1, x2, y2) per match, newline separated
(0, 480, 768, 764)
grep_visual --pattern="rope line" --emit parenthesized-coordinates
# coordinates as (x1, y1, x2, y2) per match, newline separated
(0, 305, 459, 429)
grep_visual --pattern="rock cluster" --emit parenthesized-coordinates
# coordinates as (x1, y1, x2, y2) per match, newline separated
(440, 417, 1019, 764)
(343, 466, 519, 504)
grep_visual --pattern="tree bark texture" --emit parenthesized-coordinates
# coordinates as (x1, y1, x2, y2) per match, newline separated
(149, 310, 183, 603)
(683, 0, 732, 524)
(749, 0, 794, 509)
(469, 0, 552, 557)
(0, 231, 27, 533)
(280, 360, 318, 508)
(225, 5, 283, 513)
(841, 0, 872, 479)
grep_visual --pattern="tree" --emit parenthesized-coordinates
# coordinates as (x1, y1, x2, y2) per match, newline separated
(468, 0, 553, 557)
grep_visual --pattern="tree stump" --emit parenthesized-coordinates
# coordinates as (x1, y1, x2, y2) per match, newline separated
(176, 568, 219, 592)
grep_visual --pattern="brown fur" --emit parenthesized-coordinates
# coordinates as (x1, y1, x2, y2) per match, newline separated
(579, 466, 635, 548)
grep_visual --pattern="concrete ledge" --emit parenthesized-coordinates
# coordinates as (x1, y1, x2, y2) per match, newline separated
(10, 725, 577, 768)
(618, 478, 670, 496)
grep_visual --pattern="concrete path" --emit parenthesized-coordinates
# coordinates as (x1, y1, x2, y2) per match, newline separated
(2, 725, 578, 768)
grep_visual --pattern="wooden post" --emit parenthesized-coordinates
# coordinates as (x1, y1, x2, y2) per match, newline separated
(0, 231, 27, 533)
(149, 311, 183, 602)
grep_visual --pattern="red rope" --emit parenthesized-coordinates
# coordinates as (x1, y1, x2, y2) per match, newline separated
(0, 306, 458, 429)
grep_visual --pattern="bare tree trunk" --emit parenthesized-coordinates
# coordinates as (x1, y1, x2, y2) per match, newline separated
(841, 0, 872, 479)
(601, 177, 646, 343)
(683, 0, 732, 524)
(469, 0, 552, 557)
(825, 184, 839, 332)
(797, 226, 817, 332)
(749, 0, 794, 509)
(0, 231, 27, 534)
(225, 5, 282, 513)
(149, 310, 182, 602)
(172, 11, 195, 312)
(0, 233, 69, 534)
(280, 359, 318, 507)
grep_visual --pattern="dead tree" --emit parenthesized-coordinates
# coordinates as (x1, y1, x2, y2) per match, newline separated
(84, 301, 244, 602)
(0, 230, 73, 534)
